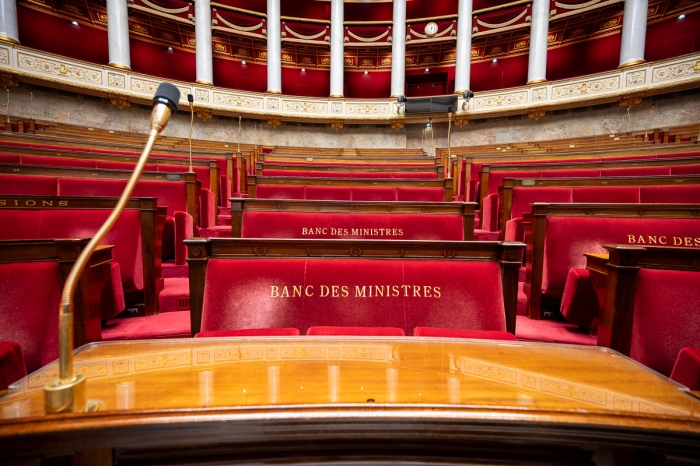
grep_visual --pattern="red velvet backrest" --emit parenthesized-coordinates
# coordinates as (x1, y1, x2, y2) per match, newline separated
(510, 188, 572, 221)
(305, 186, 353, 201)
(481, 193, 499, 232)
(351, 172, 394, 178)
(630, 268, 700, 376)
(256, 185, 305, 199)
(542, 217, 700, 295)
(601, 167, 672, 177)
(0, 261, 61, 373)
(201, 258, 506, 335)
(639, 186, 700, 203)
(394, 172, 438, 179)
(200, 188, 216, 228)
(539, 169, 602, 178)
(0, 175, 58, 196)
(571, 187, 640, 203)
(306, 171, 350, 178)
(671, 165, 700, 175)
(39, 210, 144, 292)
(0, 154, 20, 164)
(488, 171, 541, 195)
(262, 169, 306, 177)
(352, 187, 397, 201)
(0, 211, 43, 240)
(158, 166, 210, 193)
(241, 211, 464, 240)
(397, 188, 444, 202)
(95, 161, 158, 171)
(20, 156, 95, 169)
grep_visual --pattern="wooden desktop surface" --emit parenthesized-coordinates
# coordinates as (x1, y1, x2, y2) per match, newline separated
(1, 337, 699, 461)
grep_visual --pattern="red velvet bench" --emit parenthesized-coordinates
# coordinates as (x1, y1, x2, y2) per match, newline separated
(184, 238, 524, 337)
(0, 195, 166, 316)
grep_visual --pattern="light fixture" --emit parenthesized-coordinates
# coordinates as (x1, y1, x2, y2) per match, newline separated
(364, 70, 368, 75)
(679, 14, 686, 19)
(462, 90, 475, 110)
(301, 68, 306, 72)
(492, 58, 498, 63)
(425, 68, 430, 72)
(71, 21, 79, 26)
(396, 94, 406, 114)
(242, 60, 246, 65)
(167, 46, 173, 51)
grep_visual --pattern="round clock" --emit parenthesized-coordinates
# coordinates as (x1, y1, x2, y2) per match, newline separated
(424, 22, 438, 38)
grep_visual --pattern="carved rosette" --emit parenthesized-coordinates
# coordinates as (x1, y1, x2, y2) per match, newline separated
(109, 95, 130, 109)
(619, 93, 644, 108)
(390, 120, 405, 131)
(196, 110, 213, 121)
(267, 117, 281, 127)
(0, 73, 18, 88)
(330, 119, 344, 131)
(528, 108, 546, 120)
(455, 115, 469, 128)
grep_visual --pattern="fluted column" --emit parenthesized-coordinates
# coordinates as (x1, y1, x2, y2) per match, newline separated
(390, 0, 406, 97)
(527, 0, 549, 84)
(195, 0, 213, 84)
(107, 0, 131, 70)
(454, 0, 473, 93)
(0, 0, 19, 45)
(266, 0, 281, 93)
(619, 0, 648, 67)
(330, 0, 344, 97)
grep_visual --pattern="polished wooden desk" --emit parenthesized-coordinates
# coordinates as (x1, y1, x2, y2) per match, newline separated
(1, 338, 699, 464)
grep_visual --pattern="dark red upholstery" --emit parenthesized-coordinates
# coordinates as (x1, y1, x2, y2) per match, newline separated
(540, 169, 601, 178)
(200, 258, 507, 336)
(308, 171, 351, 178)
(200, 188, 216, 228)
(220, 175, 231, 206)
(262, 169, 305, 177)
(394, 172, 437, 179)
(413, 327, 517, 341)
(504, 217, 524, 242)
(514, 316, 597, 345)
(601, 166, 671, 177)
(162, 217, 175, 259)
(571, 187, 640, 203)
(670, 348, 700, 390)
(630, 269, 700, 376)
(257, 185, 305, 199)
(352, 187, 397, 201)
(560, 268, 599, 328)
(102, 311, 191, 340)
(481, 194, 499, 231)
(510, 188, 572, 223)
(639, 186, 700, 203)
(0, 342, 27, 389)
(397, 188, 444, 202)
(0, 175, 57, 195)
(174, 212, 194, 266)
(0, 262, 61, 373)
(0, 154, 20, 164)
(671, 165, 700, 175)
(108, 262, 126, 319)
(94, 161, 158, 171)
(21, 155, 95, 168)
(195, 328, 300, 338)
(240, 211, 464, 240)
(307, 326, 405, 336)
(0, 211, 43, 240)
(306, 186, 353, 201)
(488, 171, 540, 195)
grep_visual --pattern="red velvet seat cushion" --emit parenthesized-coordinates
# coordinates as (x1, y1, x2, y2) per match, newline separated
(257, 185, 305, 199)
(413, 327, 516, 341)
(201, 258, 507, 335)
(351, 187, 397, 201)
(102, 311, 191, 340)
(159, 277, 190, 313)
(514, 316, 597, 345)
(560, 268, 599, 328)
(630, 269, 700, 376)
(397, 188, 444, 202)
(307, 326, 405, 336)
(394, 172, 437, 179)
(195, 328, 300, 338)
(670, 348, 700, 390)
(0, 174, 57, 195)
(0, 262, 61, 373)
(241, 211, 464, 240)
(0, 341, 27, 390)
(262, 169, 305, 177)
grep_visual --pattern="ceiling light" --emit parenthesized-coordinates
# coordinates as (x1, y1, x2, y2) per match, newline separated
(167, 46, 173, 51)
(425, 68, 430, 72)
(679, 14, 686, 19)
(364, 70, 368, 74)
(71, 21, 78, 26)
(301, 68, 306, 72)
(241, 60, 246, 65)
(492, 58, 498, 63)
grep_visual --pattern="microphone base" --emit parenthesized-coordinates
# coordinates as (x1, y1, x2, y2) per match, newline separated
(44, 373, 87, 414)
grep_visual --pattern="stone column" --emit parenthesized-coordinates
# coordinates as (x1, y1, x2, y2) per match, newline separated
(0, 0, 19, 44)
(330, 0, 344, 97)
(453, 0, 473, 94)
(195, 0, 213, 84)
(107, 0, 131, 70)
(527, 0, 549, 84)
(390, 0, 406, 97)
(266, 0, 282, 93)
(619, 0, 649, 67)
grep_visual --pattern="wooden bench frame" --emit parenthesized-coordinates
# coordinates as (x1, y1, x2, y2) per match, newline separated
(247, 175, 454, 201)
(229, 199, 476, 240)
(0, 238, 113, 346)
(524, 202, 700, 320)
(586, 244, 700, 357)
(0, 163, 199, 228)
(498, 174, 700, 239)
(0, 195, 167, 315)
(184, 238, 524, 336)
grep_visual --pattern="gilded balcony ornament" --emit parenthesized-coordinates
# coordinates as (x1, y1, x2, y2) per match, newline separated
(619, 93, 644, 109)
(267, 117, 282, 127)
(390, 120, 404, 131)
(109, 95, 130, 109)
(0, 73, 18, 88)
(528, 108, 546, 120)
(196, 109, 213, 121)
(330, 119, 344, 131)
(455, 115, 469, 128)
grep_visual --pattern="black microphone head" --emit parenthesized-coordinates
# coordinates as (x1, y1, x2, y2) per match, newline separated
(448, 105, 453, 113)
(153, 82, 180, 112)
(187, 93, 194, 103)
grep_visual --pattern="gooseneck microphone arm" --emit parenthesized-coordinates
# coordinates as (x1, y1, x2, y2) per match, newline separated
(188, 93, 194, 173)
(44, 83, 180, 414)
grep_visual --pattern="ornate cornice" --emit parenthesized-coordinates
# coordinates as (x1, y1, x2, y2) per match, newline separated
(2, 43, 700, 124)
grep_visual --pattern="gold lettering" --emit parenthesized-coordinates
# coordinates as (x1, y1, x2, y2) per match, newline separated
(355, 286, 366, 297)
(293, 286, 302, 297)
(320, 285, 330, 297)
(674, 237, 683, 245)
(281, 286, 289, 297)
(25, 200, 36, 206)
(302, 228, 308, 235)
(695, 238, 700, 246)
(660, 236, 667, 244)
(399, 229, 403, 236)
(270, 286, 279, 297)
(648, 236, 657, 245)
(391, 285, 399, 297)
(433, 286, 441, 298)
(413, 285, 421, 297)
(423, 286, 432, 298)
(685, 237, 693, 246)
(637, 235, 645, 244)
(401, 284, 410, 297)
(341, 285, 349, 297)
(42, 200, 53, 207)
(331, 285, 340, 297)
(0, 200, 5, 206)
(305, 285, 314, 297)
(13, 200, 18, 206)
(58, 201, 68, 207)
(374, 285, 384, 297)
(628, 235, 636, 243)
(352, 228, 359, 235)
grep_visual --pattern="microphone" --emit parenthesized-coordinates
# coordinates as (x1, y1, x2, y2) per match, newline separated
(188, 93, 194, 173)
(44, 82, 179, 414)
(447, 106, 453, 177)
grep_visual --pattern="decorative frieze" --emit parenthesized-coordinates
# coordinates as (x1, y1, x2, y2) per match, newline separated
(283, 100, 328, 114)
(18, 52, 102, 84)
(213, 92, 264, 109)
(473, 91, 528, 108)
(551, 76, 620, 99)
(652, 59, 700, 82)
